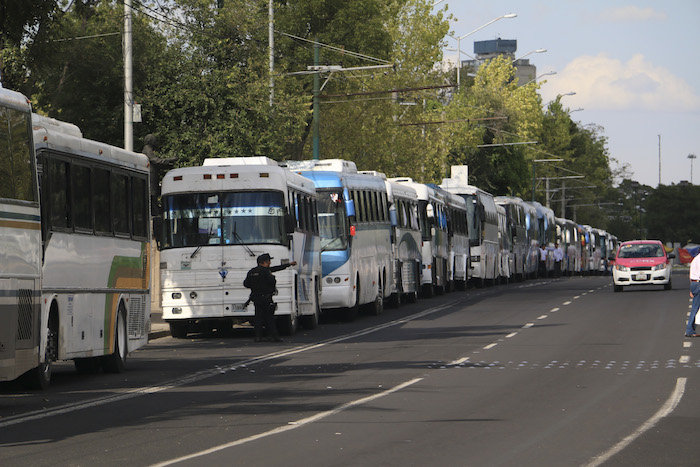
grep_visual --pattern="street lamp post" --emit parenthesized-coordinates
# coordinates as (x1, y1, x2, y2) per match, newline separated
(689, 154, 697, 184)
(512, 48, 546, 63)
(453, 13, 517, 88)
(522, 71, 556, 87)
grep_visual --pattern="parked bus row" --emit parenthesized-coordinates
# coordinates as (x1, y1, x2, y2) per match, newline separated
(0, 86, 617, 388)
(154, 158, 617, 339)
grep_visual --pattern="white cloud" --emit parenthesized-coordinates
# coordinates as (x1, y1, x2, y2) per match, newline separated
(599, 6, 667, 22)
(540, 53, 700, 112)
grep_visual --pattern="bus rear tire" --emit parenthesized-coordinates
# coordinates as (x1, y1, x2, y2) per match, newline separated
(169, 322, 189, 338)
(366, 278, 384, 316)
(21, 309, 58, 390)
(102, 305, 128, 373)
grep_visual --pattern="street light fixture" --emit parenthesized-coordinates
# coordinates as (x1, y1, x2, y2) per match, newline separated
(452, 13, 517, 88)
(522, 71, 556, 87)
(689, 154, 697, 184)
(558, 91, 576, 98)
(512, 48, 546, 63)
(569, 108, 584, 113)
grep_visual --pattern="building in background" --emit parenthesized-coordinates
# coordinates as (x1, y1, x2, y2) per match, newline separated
(463, 38, 536, 86)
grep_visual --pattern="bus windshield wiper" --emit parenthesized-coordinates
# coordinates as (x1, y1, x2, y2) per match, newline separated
(191, 245, 202, 258)
(233, 222, 256, 257)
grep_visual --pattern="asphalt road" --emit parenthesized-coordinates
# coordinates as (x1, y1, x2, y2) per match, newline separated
(1, 270, 698, 467)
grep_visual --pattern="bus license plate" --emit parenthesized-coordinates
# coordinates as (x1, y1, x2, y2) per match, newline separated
(232, 303, 246, 312)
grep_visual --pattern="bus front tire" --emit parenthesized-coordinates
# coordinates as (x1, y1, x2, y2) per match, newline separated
(169, 322, 189, 339)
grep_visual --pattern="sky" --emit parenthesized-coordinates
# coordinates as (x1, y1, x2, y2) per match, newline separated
(436, 0, 700, 188)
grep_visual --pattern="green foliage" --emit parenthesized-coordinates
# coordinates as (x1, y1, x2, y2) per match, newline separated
(0, 0, 625, 224)
(645, 183, 700, 244)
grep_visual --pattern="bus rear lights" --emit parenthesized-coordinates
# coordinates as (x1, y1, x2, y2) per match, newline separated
(172, 308, 182, 314)
(190, 291, 198, 299)
(203, 174, 212, 180)
(217, 174, 225, 179)
(260, 173, 269, 178)
(230, 173, 238, 178)
(172, 292, 182, 299)
(173, 176, 183, 181)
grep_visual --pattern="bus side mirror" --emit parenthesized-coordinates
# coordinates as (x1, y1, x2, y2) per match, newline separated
(346, 199, 356, 217)
(389, 210, 397, 227)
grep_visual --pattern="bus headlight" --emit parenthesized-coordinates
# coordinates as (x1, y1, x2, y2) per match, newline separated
(326, 277, 333, 284)
(190, 291, 198, 299)
(172, 292, 182, 299)
(334, 277, 341, 283)
(172, 308, 182, 314)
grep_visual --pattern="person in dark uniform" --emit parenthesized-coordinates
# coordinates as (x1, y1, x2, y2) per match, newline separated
(243, 253, 296, 342)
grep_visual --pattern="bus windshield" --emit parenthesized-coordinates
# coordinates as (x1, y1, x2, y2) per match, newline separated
(464, 194, 480, 246)
(162, 191, 286, 248)
(316, 189, 348, 251)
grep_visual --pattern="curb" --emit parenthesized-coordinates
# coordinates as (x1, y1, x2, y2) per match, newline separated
(148, 330, 170, 340)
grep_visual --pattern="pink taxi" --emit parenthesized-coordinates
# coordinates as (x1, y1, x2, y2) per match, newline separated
(610, 240, 674, 292)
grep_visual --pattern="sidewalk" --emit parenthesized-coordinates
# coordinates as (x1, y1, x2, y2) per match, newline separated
(149, 308, 170, 340)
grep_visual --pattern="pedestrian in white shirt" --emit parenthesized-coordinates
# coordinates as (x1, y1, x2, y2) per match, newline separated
(686, 253, 700, 337)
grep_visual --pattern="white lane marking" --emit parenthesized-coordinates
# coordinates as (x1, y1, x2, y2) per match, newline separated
(0, 301, 458, 429)
(563, 301, 572, 306)
(573, 295, 581, 299)
(523, 323, 534, 328)
(684, 342, 692, 348)
(550, 307, 560, 312)
(537, 315, 548, 320)
(506, 332, 518, 338)
(150, 377, 424, 466)
(680, 356, 690, 363)
(585, 377, 687, 467)
(483, 343, 498, 350)
(449, 357, 470, 365)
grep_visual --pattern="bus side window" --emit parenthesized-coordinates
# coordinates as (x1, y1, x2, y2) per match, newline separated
(93, 167, 111, 234)
(112, 172, 130, 236)
(132, 176, 148, 239)
(47, 157, 71, 230)
(72, 163, 92, 232)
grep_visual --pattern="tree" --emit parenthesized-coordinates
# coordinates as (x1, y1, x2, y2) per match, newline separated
(443, 55, 541, 194)
(645, 183, 700, 244)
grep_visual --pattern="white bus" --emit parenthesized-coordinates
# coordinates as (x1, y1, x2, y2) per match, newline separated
(287, 159, 392, 319)
(0, 88, 43, 388)
(34, 114, 151, 380)
(496, 204, 513, 283)
(556, 217, 582, 275)
(440, 166, 498, 288)
(158, 157, 322, 337)
(494, 196, 528, 282)
(390, 178, 450, 297)
(445, 190, 470, 290)
(384, 177, 422, 305)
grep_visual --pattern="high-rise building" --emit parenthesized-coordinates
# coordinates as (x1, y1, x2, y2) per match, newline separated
(463, 38, 536, 86)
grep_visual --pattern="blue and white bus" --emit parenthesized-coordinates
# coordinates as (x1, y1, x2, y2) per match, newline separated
(444, 190, 470, 290)
(158, 157, 322, 337)
(286, 159, 392, 318)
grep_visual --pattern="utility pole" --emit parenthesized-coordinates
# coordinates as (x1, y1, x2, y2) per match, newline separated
(312, 41, 320, 160)
(658, 134, 661, 186)
(123, 0, 133, 151)
(268, 0, 274, 106)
